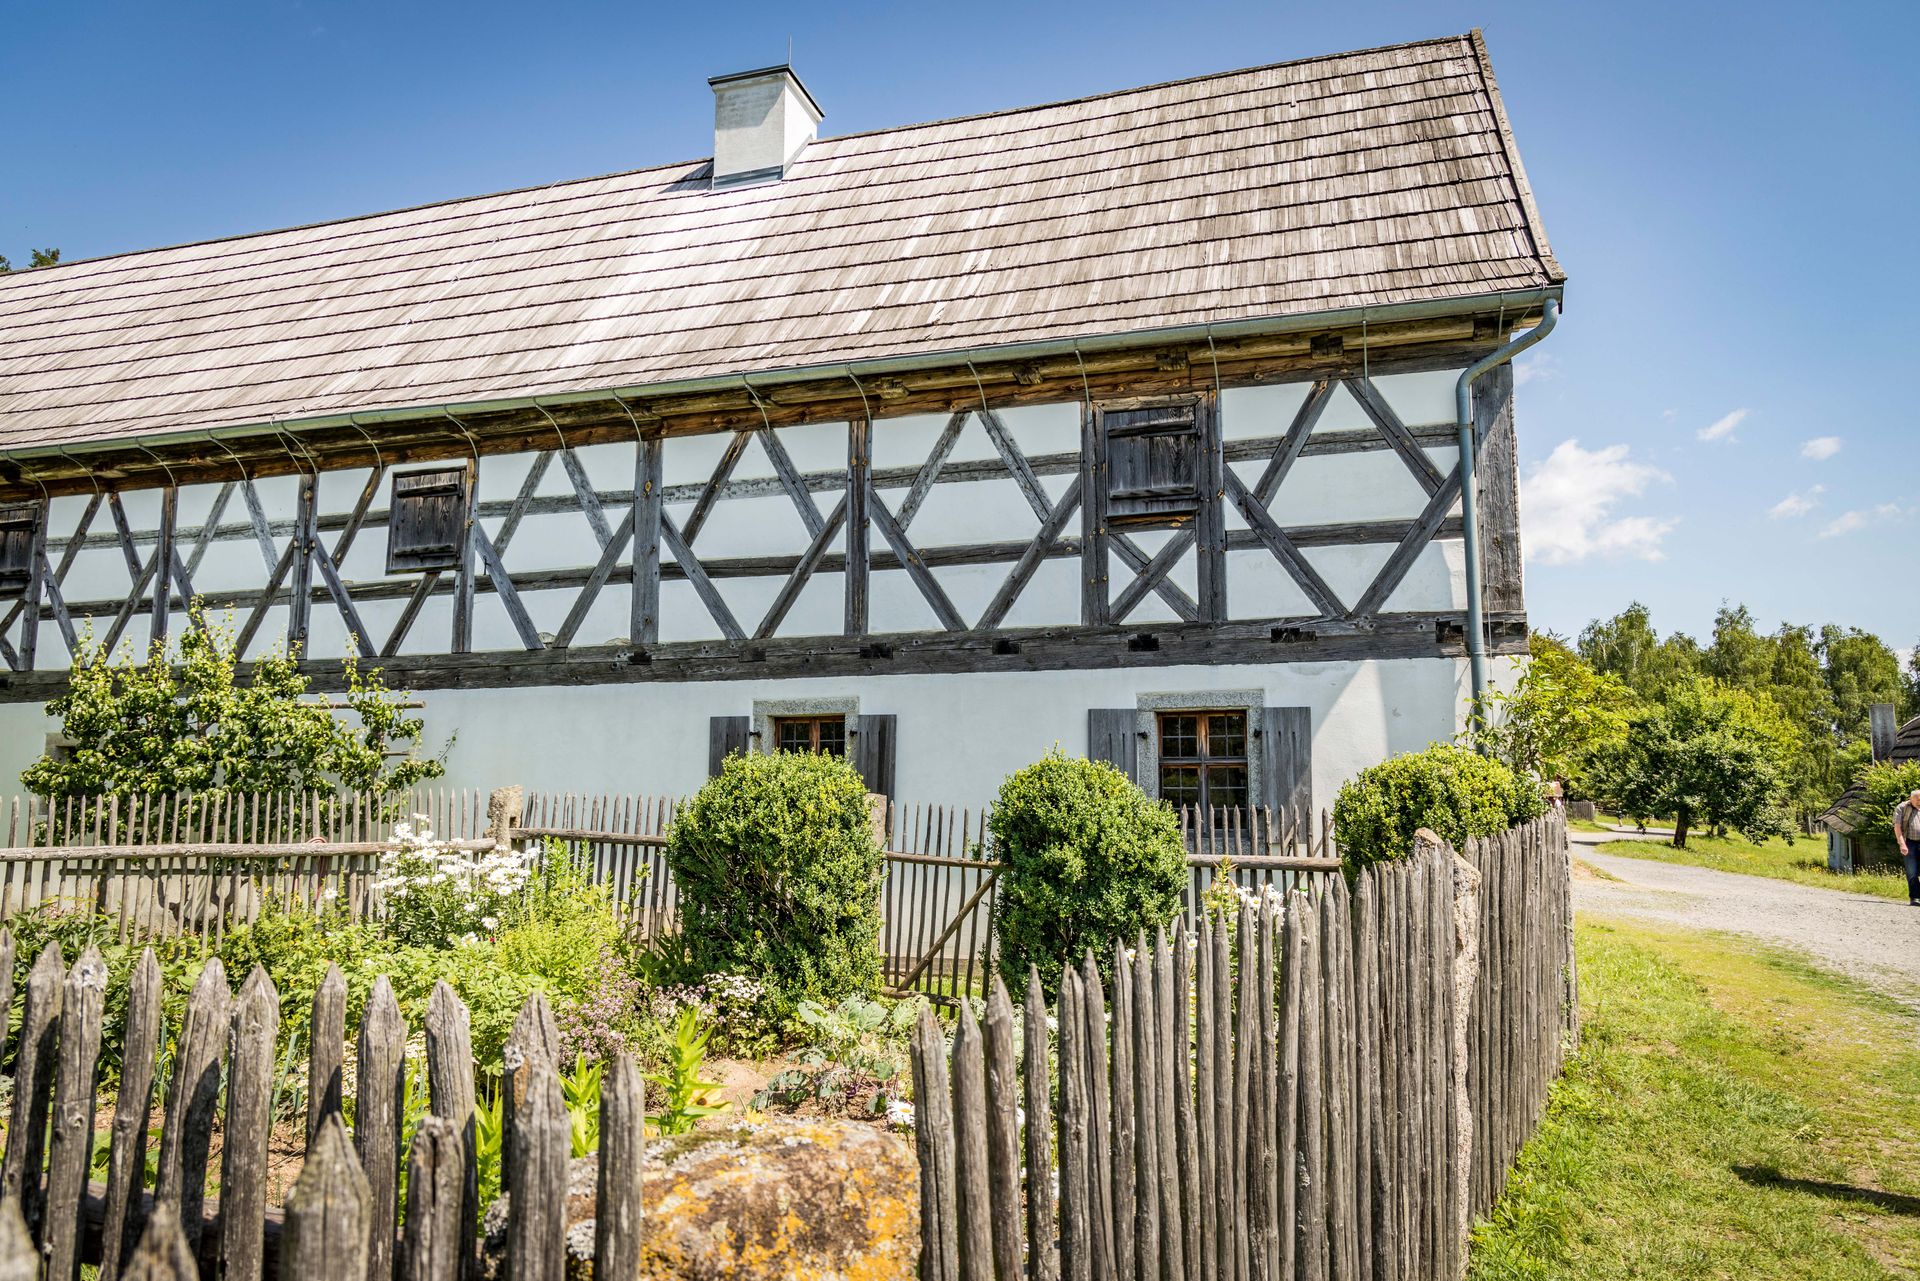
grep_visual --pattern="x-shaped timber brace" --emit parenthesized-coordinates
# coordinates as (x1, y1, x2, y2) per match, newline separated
(0, 365, 1520, 680)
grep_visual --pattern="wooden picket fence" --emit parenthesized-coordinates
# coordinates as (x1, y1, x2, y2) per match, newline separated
(0, 936, 639, 1281)
(911, 811, 1574, 1281)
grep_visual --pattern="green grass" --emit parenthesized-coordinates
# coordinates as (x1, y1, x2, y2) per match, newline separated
(1596, 829, 1911, 901)
(1469, 919, 1920, 1279)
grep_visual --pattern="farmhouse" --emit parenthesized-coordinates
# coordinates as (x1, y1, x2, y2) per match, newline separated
(0, 31, 1563, 814)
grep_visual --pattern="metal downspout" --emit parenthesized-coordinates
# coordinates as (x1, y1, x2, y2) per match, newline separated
(1456, 297, 1560, 709)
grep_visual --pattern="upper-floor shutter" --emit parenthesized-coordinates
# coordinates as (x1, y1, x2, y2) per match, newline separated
(1088, 708, 1142, 786)
(0, 504, 38, 597)
(708, 716, 751, 777)
(1099, 400, 1203, 528)
(851, 714, 897, 798)
(387, 467, 472, 574)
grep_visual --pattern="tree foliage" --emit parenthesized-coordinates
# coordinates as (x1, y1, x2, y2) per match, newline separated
(20, 610, 443, 802)
(1473, 633, 1634, 794)
(1589, 677, 1791, 848)
(0, 248, 60, 273)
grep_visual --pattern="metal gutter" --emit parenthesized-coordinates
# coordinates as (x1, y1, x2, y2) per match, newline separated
(1456, 296, 1559, 712)
(1, 286, 1561, 471)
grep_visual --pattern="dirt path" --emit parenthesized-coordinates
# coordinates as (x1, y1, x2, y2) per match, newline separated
(1573, 845, 1920, 1010)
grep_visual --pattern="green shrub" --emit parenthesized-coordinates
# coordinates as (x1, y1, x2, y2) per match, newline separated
(1852, 760, 1920, 862)
(665, 751, 884, 1016)
(990, 751, 1187, 997)
(1333, 744, 1544, 870)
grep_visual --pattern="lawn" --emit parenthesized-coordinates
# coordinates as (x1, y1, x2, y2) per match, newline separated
(1595, 828, 1911, 902)
(1468, 918, 1920, 1279)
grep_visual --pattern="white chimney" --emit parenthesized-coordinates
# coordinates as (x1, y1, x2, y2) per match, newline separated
(708, 65, 823, 188)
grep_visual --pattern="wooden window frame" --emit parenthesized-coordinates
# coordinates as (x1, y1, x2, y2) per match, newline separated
(772, 714, 848, 758)
(1156, 708, 1250, 812)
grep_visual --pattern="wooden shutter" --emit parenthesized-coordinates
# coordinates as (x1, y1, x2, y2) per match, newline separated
(851, 714, 897, 798)
(387, 467, 471, 574)
(707, 716, 751, 777)
(1259, 706, 1312, 819)
(1100, 400, 1203, 528)
(0, 504, 39, 598)
(1088, 709, 1142, 786)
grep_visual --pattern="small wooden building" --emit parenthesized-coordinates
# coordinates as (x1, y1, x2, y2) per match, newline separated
(1819, 705, 1916, 871)
(0, 32, 1564, 811)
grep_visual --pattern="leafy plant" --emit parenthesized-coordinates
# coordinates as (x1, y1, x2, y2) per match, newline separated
(372, 818, 535, 949)
(474, 1082, 505, 1209)
(21, 608, 441, 806)
(1332, 743, 1544, 871)
(643, 1007, 727, 1136)
(755, 995, 916, 1117)
(666, 751, 884, 1016)
(990, 750, 1187, 997)
(1589, 677, 1792, 848)
(562, 1054, 602, 1158)
(1470, 634, 1636, 795)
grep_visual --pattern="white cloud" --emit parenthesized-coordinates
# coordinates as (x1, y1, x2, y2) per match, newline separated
(1768, 485, 1825, 519)
(1819, 503, 1912, 539)
(1520, 439, 1678, 565)
(1513, 353, 1559, 387)
(1697, 408, 1749, 443)
(1800, 435, 1842, 460)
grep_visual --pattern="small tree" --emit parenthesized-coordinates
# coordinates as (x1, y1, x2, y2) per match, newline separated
(21, 611, 443, 804)
(665, 750, 885, 1016)
(1848, 760, 1920, 863)
(1471, 634, 1636, 795)
(990, 752, 1187, 998)
(1589, 677, 1790, 849)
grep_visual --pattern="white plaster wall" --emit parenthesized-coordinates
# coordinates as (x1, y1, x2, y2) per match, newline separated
(0, 653, 1520, 814)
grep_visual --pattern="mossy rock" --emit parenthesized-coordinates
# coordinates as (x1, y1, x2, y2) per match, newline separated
(481, 1116, 918, 1280)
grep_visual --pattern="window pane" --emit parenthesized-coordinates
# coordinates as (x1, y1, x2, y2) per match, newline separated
(1161, 765, 1201, 807)
(816, 718, 847, 757)
(775, 720, 813, 753)
(1160, 714, 1199, 759)
(1207, 765, 1249, 809)
(1207, 712, 1247, 759)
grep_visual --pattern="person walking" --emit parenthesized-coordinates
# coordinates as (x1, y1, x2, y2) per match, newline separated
(1897, 789, 1920, 906)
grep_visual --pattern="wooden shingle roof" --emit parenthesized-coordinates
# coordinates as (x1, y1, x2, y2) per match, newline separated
(0, 31, 1561, 458)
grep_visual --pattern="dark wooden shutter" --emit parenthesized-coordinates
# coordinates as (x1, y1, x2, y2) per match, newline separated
(1100, 400, 1203, 528)
(851, 714, 897, 798)
(1259, 706, 1312, 819)
(707, 716, 750, 777)
(1088, 708, 1142, 786)
(387, 467, 471, 575)
(0, 504, 38, 597)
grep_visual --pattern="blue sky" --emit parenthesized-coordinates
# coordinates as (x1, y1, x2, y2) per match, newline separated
(3, 0, 1914, 648)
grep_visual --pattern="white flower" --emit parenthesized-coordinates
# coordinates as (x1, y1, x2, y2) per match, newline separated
(481, 916, 498, 930)
(886, 1100, 916, 1130)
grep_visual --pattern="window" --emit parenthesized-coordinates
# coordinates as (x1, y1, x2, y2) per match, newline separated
(1099, 399, 1203, 527)
(1157, 710, 1248, 811)
(0, 504, 38, 598)
(773, 715, 847, 757)
(387, 467, 471, 574)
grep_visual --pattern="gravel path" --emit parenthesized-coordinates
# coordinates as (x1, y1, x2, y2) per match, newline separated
(1572, 839, 1920, 1009)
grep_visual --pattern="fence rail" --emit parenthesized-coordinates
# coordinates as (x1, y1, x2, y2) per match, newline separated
(913, 811, 1574, 1281)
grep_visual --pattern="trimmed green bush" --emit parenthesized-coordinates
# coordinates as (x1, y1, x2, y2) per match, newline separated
(666, 751, 885, 1015)
(990, 751, 1187, 997)
(1333, 743, 1544, 870)
(1853, 760, 1920, 862)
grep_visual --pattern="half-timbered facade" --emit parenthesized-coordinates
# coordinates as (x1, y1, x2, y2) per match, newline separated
(0, 32, 1563, 809)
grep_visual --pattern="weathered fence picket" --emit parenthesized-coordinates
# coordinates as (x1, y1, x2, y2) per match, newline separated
(916, 812, 1575, 1281)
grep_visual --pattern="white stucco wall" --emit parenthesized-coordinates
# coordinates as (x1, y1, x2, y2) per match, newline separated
(0, 652, 1522, 814)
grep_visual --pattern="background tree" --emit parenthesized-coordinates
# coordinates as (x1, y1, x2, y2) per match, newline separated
(1818, 625, 1906, 737)
(1578, 603, 1702, 702)
(0, 248, 60, 273)
(20, 610, 444, 805)
(1474, 633, 1635, 795)
(1589, 676, 1792, 848)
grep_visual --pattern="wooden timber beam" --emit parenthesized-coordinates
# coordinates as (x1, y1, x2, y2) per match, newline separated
(0, 327, 1529, 502)
(0, 611, 1530, 703)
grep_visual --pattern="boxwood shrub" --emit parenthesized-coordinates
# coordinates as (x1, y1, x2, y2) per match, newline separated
(1332, 743, 1544, 870)
(666, 750, 885, 1015)
(990, 751, 1186, 997)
